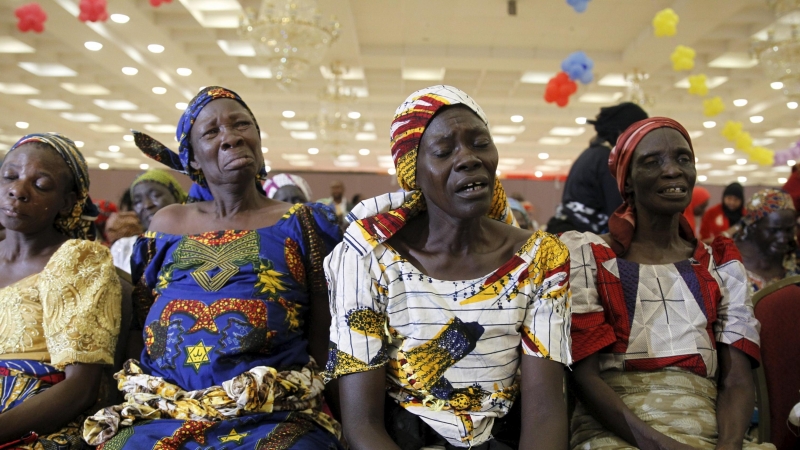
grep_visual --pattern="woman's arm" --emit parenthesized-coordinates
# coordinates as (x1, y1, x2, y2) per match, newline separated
(571, 354, 694, 450)
(519, 355, 568, 450)
(0, 363, 102, 443)
(714, 344, 755, 450)
(339, 368, 401, 450)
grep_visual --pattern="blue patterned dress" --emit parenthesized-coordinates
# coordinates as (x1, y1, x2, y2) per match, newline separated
(84, 203, 344, 450)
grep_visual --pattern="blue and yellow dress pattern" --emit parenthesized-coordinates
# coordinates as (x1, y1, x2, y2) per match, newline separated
(83, 203, 344, 450)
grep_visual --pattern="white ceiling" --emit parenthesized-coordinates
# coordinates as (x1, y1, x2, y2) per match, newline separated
(0, 0, 796, 185)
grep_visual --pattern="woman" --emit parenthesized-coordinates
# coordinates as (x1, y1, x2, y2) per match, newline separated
(735, 189, 798, 294)
(83, 87, 344, 449)
(683, 185, 710, 234)
(0, 133, 121, 448)
(562, 118, 771, 450)
(109, 169, 187, 273)
(325, 86, 571, 450)
(263, 173, 312, 204)
(700, 182, 745, 241)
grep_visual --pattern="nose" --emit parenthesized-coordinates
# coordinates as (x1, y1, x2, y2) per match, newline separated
(454, 145, 483, 172)
(6, 181, 29, 202)
(220, 125, 245, 149)
(661, 157, 684, 178)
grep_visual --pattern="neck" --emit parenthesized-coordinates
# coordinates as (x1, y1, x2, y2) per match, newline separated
(207, 180, 265, 218)
(416, 203, 489, 256)
(1, 226, 67, 261)
(631, 208, 687, 249)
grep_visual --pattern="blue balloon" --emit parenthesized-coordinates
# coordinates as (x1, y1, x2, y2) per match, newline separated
(566, 0, 590, 13)
(561, 51, 594, 85)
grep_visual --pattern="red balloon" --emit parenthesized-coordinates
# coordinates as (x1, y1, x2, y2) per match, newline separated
(149, 0, 173, 6)
(544, 72, 578, 107)
(15, 3, 47, 33)
(79, 0, 108, 22)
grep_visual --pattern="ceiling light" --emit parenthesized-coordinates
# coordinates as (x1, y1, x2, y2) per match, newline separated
(176, 68, 192, 76)
(549, 127, 585, 136)
(779, 177, 788, 184)
(347, 111, 361, 119)
(281, 154, 309, 161)
(175, 102, 188, 110)
(359, 148, 370, 155)
(217, 40, 256, 57)
(27, 99, 72, 110)
(789, 102, 799, 110)
(766, 128, 800, 137)
(539, 137, 571, 145)
(264, 165, 272, 172)
(238, 64, 272, 79)
(496, 169, 501, 176)
(535, 171, 543, 178)
(356, 132, 377, 141)
(736, 158, 748, 165)
(121, 113, 160, 123)
(289, 160, 315, 167)
(290, 131, 317, 140)
(60, 112, 101, 122)
(738, 176, 747, 182)
(140, 163, 149, 170)
(579, 92, 624, 103)
(261, 147, 268, 153)
(74, 140, 84, 148)
(575, 117, 587, 125)
(99, 163, 109, 170)
(388, 167, 396, 175)
(723, 147, 735, 154)
(337, 154, 357, 162)
(675, 76, 728, 89)
(0, 83, 39, 95)
(771, 81, 784, 89)
(18, 62, 77, 77)
(703, 121, 716, 129)
(695, 157, 700, 163)
(520, 71, 556, 84)
(121, 67, 138, 75)
(750, 115, 764, 124)
(282, 111, 296, 118)
(143, 124, 177, 134)
(708, 52, 759, 69)
(147, 44, 165, 54)
(307, 147, 319, 154)
(89, 124, 126, 133)
(280, 121, 309, 130)
(60, 83, 109, 95)
(597, 73, 629, 87)
(491, 125, 525, 135)
(499, 158, 524, 165)
(94, 99, 137, 111)
(401, 68, 445, 81)
(510, 115, 524, 123)
(789, 160, 797, 166)
(109, 145, 120, 152)
(84, 41, 103, 51)
(733, 99, 748, 107)
(0, 37, 34, 53)
(110, 14, 129, 23)
(15, 121, 29, 129)
(493, 135, 516, 144)
(697, 175, 708, 182)
(123, 135, 134, 141)
(260, 131, 268, 139)
(538, 152, 550, 160)
(152, 87, 167, 95)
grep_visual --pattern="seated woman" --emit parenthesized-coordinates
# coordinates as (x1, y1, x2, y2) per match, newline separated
(83, 87, 344, 449)
(700, 182, 745, 241)
(562, 118, 772, 450)
(109, 169, 187, 273)
(325, 86, 571, 450)
(263, 173, 313, 204)
(0, 133, 121, 449)
(734, 189, 798, 294)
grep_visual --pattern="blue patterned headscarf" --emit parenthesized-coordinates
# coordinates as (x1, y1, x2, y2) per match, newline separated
(132, 86, 268, 188)
(8, 133, 99, 240)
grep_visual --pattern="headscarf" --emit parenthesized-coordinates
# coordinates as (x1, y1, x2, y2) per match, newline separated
(607, 117, 696, 255)
(508, 198, 532, 227)
(742, 189, 795, 229)
(263, 173, 312, 201)
(8, 133, 99, 240)
(682, 186, 710, 231)
(587, 102, 649, 145)
(95, 200, 118, 226)
(132, 86, 267, 188)
(722, 182, 745, 225)
(130, 169, 188, 203)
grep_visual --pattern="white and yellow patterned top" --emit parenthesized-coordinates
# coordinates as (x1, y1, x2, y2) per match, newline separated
(325, 192, 572, 448)
(0, 239, 121, 369)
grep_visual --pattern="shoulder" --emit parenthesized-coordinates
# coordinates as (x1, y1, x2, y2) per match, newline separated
(148, 203, 199, 234)
(706, 235, 742, 265)
(44, 239, 116, 278)
(53, 239, 111, 260)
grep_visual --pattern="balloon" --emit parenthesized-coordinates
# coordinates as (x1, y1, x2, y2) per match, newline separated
(736, 131, 753, 152)
(15, 3, 47, 33)
(561, 51, 594, 84)
(566, 0, 590, 13)
(79, 0, 108, 23)
(687, 74, 708, 97)
(670, 45, 695, 71)
(544, 72, 578, 107)
(721, 121, 744, 142)
(744, 147, 775, 166)
(653, 8, 679, 37)
(703, 96, 725, 117)
(149, 0, 173, 6)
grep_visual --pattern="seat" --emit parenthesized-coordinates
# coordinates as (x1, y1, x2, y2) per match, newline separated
(752, 274, 800, 449)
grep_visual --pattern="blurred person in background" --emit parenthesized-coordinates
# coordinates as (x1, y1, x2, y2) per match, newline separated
(319, 180, 353, 224)
(263, 173, 312, 204)
(700, 182, 744, 241)
(683, 185, 710, 235)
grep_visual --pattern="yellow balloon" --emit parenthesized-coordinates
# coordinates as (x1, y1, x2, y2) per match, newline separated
(703, 96, 725, 117)
(671, 45, 696, 71)
(688, 74, 708, 96)
(721, 121, 744, 141)
(653, 8, 679, 37)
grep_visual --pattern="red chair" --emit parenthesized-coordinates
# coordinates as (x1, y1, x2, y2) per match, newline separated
(752, 275, 800, 449)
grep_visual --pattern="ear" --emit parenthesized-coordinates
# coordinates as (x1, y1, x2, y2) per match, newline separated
(189, 158, 200, 171)
(60, 191, 78, 217)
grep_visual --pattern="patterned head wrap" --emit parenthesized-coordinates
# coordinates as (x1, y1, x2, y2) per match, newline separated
(742, 189, 795, 228)
(130, 169, 188, 204)
(607, 117, 696, 255)
(263, 173, 312, 201)
(8, 133, 99, 240)
(132, 86, 267, 188)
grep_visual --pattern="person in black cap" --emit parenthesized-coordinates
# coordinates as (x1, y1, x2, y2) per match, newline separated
(546, 102, 649, 234)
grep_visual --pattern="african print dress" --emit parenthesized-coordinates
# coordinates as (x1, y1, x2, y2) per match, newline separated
(83, 204, 344, 450)
(325, 192, 572, 448)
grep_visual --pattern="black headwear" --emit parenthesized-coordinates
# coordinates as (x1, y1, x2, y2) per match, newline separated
(587, 102, 649, 145)
(722, 182, 744, 224)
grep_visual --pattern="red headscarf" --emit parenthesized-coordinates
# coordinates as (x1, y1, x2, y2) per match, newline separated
(683, 186, 710, 231)
(607, 117, 697, 255)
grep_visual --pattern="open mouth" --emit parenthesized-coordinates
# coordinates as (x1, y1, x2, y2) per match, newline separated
(658, 186, 687, 194)
(457, 182, 488, 193)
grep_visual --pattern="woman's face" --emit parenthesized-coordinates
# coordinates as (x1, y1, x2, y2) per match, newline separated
(751, 209, 797, 257)
(189, 98, 262, 186)
(132, 181, 179, 230)
(723, 195, 742, 211)
(273, 185, 307, 204)
(627, 128, 696, 217)
(415, 106, 498, 220)
(0, 143, 76, 233)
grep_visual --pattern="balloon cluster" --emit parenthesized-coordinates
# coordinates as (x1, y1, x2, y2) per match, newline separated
(652, 8, 679, 37)
(566, 0, 591, 13)
(670, 45, 695, 71)
(687, 74, 708, 97)
(561, 51, 594, 84)
(773, 140, 800, 166)
(702, 97, 725, 117)
(721, 121, 774, 165)
(544, 72, 578, 107)
(79, 0, 108, 23)
(149, 0, 173, 6)
(15, 3, 47, 33)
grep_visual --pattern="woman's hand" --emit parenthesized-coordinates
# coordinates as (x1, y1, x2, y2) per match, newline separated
(338, 368, 401, 450)
(519, 355, 568, 450)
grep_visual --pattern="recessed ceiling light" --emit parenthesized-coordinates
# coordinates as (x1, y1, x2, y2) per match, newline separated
(60, 83, 109, 95)
(282, 111, 296, 118)
(359, 148, 370, 155)
(538, 152, 549, 160)
(217, 40, 256, 57)
(708, 52, 758, 69)
(496, 169, 501, 176)
(175, 102, 188, 110)
(261, 147, 268, 153)
(0, 83, 39, 95)
(779, 177, 788, 184)
(771, 81, 784, 90)
(388, 167, 396, 175)
(123, 134, 134, 141)
(280, 121, 309, 131)
(347, 111, 361, 119)
(27, 99, 72, 110)
(139, 163, 149, 170)
(147, 44, 165, 54)
(0, 37, 34, 53)
(60, 112, 101, 122)
(152, 87, 167, 95)
(723, 147, 735, 154)
(307, 147, 319, 154)
(491, 125, 525, 135)
(736, 158, 747, 165)
(84, 41, 103, 51)
(733, 99, 748, 107)
(703, 121, 716, 129)
(738, 176, 747, 183)
(94, 99, 137, 111)
(176, 68, 192, 76)
(238, 64, 272, 79)
(109, 145, 120, 152)
(750, 115, 764, 124)
(789, 102, 799, 110)
(675, 76, 729, 89)
(74, 140, 84, 148)
(535, 171, 543, 178)
(121, 67, 138, 75)
(89, 124, 126, 133)
(510, 115, 524, 123)
(15, 121, 29, 129)
(520, 71, 556, 84)
(121, 113, 160, 123)
(765, 128, 800, 137)
(575, 117, 587, 125)
(18, 62, 77, 77)
(110, 14, 129, 23)
(539, 137, 571, 145)
(697, 175, 708, 182)
(401, 68, 445, 81)
(264, 165, 272, 172)
(290, 131, 317, 140)
(143, 124, 177, 134)
(356, 132, 377, 141)
(550, 127, 585, 136)
(689, 130, 704, 139)
(789, 160, 797, 166)
(578, 92, 624, 103)
(337, 154, 357, 162)
(99, 163, 110, 170)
